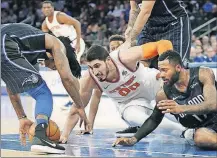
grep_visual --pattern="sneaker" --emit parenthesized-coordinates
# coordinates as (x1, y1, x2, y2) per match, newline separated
(31, 123, 65, 154)
(115, 126, 140, 138)
(180, 129, 195, 146)
(61, 101, 73, 110)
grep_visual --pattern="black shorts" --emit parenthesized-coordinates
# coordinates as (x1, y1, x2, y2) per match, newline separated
(137, 15, 191, 69)
(199, 114, 217, 132)
(1, 34, 43, 94)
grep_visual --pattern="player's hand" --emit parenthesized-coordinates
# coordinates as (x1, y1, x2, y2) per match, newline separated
(76, 107, 91, 132)
(157, 100, 184, 114)
(76, 129, 93, 135)
(112, 137, 138, 147)
(75, 41, 80, 54)
(19, 118, 33, 146)
(59, 133, 69, 144)
(77, 120, 93, 135)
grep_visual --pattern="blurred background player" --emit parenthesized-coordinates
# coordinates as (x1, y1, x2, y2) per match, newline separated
(41, 0, 86, 109)
(113, 51, 217, 150)
(109, 34, 126, 51)
(127, 0, 191, 68)
(1, 23, 89, 153)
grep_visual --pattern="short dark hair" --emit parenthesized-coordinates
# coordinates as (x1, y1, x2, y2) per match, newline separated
(158, 50, 183, 67)
(42, 1, 54, 7)
(57, 36, 81, 78)
(86, 45, 109, 62)
(109, 34, 126, 43)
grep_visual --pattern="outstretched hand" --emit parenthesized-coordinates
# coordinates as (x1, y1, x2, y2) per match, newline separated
(112, 137, 138, 147)
(19, 118, 33, 145)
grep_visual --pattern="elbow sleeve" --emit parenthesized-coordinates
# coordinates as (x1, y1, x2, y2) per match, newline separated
(142, 40, 173, 60)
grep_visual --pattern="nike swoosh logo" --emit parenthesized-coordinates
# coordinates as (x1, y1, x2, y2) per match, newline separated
(41, 138, 57, 147)
(173, 96, 180, 100)
(104, 85, 109, 89)
(171, 21, 178, 26)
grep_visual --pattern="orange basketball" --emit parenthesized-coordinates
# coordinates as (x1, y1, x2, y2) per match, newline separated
(28, 120, 60, 143)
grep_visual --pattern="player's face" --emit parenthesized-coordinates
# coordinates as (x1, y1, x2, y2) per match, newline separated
(158, 60, 181, 86)
(88, 59, 109, 82)
(42, 3, 54, 17)
(109, 41, 123, 52)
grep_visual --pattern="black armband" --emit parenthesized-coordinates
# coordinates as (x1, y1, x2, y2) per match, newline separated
(134, 107, 164, 141)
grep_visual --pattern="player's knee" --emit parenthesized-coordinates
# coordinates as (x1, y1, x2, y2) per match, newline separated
(194, 128, 209, 147)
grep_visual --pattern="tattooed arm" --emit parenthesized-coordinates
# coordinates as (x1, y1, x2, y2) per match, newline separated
(130, 0, 156, 42)
(44, 33, 83, 108)
(125, 1, 140, 46)
(183, 68, 217, 114)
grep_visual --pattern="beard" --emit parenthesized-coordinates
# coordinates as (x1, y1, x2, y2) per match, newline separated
(167, 71, 180, 87)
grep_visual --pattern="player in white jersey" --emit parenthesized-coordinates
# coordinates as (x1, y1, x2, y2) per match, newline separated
(41, 0, 86, 109)
(59, 40, 185, 143)
(41, 1, 85, 56)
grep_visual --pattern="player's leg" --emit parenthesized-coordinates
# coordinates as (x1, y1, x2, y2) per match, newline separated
(116, 105, 151, 137)
(27, 82, 65, 153)
(194, 128, 217, 149)
(1, 35, 65, 153)
(194, 114, 217, 149)
(155, 15, 191, 62)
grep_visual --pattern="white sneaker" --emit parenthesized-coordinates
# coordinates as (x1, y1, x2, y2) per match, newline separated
(180, 129, 195, 146)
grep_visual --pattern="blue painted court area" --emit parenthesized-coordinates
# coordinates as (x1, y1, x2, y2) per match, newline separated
(1, 129, 217, 157)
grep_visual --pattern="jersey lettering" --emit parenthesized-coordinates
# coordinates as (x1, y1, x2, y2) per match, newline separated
(118, 82, 140, 96)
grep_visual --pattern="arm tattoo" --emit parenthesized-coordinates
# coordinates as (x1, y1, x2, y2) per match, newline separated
(128, 8, 140, 28)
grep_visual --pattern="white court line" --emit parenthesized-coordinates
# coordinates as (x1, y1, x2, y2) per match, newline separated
(1, 139, 215, 157)
(68, 144, 214, 157)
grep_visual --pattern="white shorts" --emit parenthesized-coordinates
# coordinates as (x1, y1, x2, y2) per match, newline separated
(119, 99, 185, 131)
(117, 98, 154, 117)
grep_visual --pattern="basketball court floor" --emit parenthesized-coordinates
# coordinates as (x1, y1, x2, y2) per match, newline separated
(1, 95, 217, 157)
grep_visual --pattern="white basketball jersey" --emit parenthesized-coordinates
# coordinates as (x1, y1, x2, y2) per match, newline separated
(89, 50, 161, 105)
(45, 11, 77, 41)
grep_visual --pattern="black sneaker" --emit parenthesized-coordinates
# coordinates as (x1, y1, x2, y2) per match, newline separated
(31, 123, 65, 154)
(115, 126, 140, 138)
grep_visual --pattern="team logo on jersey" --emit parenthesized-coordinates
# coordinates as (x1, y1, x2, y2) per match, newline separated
(190, 83, 198, 89)
(22, 74, 39, 86)
(122, 70, 128, 76)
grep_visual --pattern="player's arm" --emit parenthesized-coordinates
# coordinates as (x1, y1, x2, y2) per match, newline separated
(6, 88, 33, 145)
(41, 20, 49, 33)
(6, 88, 26, 119)
(119, 40, 173, 71)
(130, 0, 156, 42)
(158, 68, 217, 114)
(183, 68, 217, 114)
(45, 33, 83, 108)
(88, 89, 102, 130)
(124, 1, 140, 46)
(61, 73, 96, 138)
(57, 12, 81, 43)
(113, 89, 167, 146)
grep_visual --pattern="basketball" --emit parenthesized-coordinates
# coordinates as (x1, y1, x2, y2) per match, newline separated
(28, 120, 60, 143)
